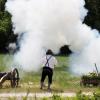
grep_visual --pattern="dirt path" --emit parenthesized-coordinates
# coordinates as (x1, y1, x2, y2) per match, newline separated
(0, 92, 93, 98)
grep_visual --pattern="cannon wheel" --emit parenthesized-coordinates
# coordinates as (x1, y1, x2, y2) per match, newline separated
(11, 68, 19, 88)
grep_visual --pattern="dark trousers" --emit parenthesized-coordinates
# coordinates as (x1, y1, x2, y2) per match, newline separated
(41, 67, 53, 84)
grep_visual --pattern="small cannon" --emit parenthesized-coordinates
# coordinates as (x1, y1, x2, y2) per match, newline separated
(80, 64, 100, 86)
(80, 74, 100, 86)
(0, 68, 19, 88)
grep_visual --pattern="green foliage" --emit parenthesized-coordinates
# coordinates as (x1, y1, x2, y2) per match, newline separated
(76, 90, 94, 100)
(0, 0, 7, 11)
(0, 17, 11, 33)
(0, 0, 16, 53)
(0, 3, 12, 36)
(52, 95, 62, 100)
(93, 91, 100, 100)
(84, 0, 100, 31)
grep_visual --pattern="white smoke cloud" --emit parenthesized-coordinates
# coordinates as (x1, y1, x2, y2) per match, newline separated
(70, 33, 100, 75)
(6, 0, 100, 73)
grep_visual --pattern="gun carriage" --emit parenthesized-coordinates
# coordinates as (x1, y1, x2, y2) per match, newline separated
(80, 64, 100, 86)
(0, 68, 19, 88)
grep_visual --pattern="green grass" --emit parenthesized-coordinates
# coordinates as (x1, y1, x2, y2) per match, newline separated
(0, 54, 7, 71)
(0, 54, 13, 71)
(0, 54, 99, 93)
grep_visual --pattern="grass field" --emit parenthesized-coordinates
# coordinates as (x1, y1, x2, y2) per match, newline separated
(0, 54, 99, 93)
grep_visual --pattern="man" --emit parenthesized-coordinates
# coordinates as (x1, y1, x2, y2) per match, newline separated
(40, 49, 57, 91)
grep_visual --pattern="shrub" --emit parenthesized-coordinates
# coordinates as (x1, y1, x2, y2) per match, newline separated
(52, 95, 62, 100)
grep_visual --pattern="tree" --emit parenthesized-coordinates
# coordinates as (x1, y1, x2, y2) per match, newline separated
(84, 0, 100, 32)
(0, 0, 7, 11)
(0, 0, 17, 53)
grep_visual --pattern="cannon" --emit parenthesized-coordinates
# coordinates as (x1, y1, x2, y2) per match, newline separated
(80, 64, 100, 86)
(80, 74, 100, 86)
(0, 68, 19, 88)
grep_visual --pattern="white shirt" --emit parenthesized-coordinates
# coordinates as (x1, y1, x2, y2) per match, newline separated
(42, 55, 57, 69)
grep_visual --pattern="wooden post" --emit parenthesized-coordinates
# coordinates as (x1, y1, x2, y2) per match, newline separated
(94, 63, 99, 76)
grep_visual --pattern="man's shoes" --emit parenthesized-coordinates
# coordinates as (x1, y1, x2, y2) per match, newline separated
(40, 82, 43, 89)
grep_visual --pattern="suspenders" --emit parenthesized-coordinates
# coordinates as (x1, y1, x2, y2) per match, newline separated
(45, 56, 52, 67)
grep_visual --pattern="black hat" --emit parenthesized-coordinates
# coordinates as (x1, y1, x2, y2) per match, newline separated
(46, 49, 53, 55)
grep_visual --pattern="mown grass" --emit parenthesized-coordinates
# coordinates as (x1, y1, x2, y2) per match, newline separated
(0, 54, 99, 93)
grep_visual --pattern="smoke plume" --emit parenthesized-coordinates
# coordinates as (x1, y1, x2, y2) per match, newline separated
(6, 0, 100, 74)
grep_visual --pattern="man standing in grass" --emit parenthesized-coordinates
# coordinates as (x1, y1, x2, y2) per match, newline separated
(40, 49, 57, 91)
